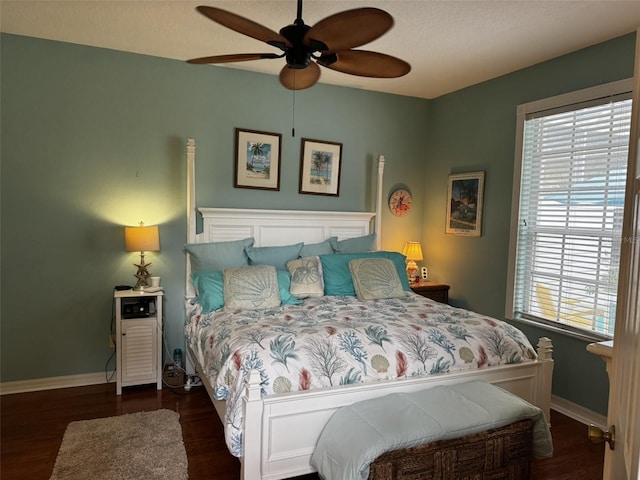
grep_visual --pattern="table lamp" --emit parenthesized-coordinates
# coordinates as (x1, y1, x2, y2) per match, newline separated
(402, 241, 423, 284)
(125, 222, 160, 290)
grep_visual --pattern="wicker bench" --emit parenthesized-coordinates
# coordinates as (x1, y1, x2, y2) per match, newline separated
(368, 419, 534, 480)
(311, 382, 552, 480)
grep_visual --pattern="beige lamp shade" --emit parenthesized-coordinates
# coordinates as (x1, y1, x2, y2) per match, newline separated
(402, 241, 423, 261)
(125, 225, 160, 252)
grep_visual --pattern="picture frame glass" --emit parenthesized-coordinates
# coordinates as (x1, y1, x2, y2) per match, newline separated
(299, 139, 342, 196)
(235, 128, 281, 190)
(446, 171, 485, 236)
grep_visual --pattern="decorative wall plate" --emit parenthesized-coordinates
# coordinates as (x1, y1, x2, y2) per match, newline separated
(389, 189, 412, 216)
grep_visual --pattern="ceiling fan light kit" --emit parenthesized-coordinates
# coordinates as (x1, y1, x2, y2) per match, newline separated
(187, 1, 411, 90)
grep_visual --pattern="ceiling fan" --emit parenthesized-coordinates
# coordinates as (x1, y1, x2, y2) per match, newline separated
(187, 0, 411, 90)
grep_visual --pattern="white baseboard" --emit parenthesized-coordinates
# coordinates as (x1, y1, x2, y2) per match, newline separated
(0, 371, 115, 395)
(0, 373, 609, 430)
(551, 394, 607, 428)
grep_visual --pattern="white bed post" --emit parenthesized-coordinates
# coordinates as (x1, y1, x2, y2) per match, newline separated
(535, 337, 554, 424)
(185, 138, 197, 376)
(375, 155, 385, 250)
(241, 370, 264, 480)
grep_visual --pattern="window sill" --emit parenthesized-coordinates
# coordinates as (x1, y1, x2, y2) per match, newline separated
(586, 340, 614, 379)
(511, 314, 612, 343)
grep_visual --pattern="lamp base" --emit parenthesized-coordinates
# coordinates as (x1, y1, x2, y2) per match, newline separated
(406, 260, 419, 284)
(133, 253, 152, 290)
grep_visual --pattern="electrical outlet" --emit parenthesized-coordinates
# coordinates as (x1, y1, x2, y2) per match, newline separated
(109, 335, 115, 349)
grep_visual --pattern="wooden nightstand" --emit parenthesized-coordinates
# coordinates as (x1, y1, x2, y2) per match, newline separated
(410, 280, 450, 304)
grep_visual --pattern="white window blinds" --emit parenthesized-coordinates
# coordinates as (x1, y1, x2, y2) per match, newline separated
(511, 88, 631, 337)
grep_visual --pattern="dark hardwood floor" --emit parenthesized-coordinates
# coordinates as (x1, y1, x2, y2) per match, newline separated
(1, 382, 605, 479)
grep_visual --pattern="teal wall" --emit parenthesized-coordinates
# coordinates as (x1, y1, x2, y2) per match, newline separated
(423, 33, 636, 415)
(0, 34, 428, 383)
(1, 32, 635, 417)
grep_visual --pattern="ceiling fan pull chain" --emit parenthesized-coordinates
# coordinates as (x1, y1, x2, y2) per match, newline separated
(291, 86, 296, 137)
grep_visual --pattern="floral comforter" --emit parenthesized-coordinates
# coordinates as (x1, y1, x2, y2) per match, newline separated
(184, 293, 537, 457)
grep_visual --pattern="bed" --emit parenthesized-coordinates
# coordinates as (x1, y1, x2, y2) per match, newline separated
(182, 138, 554, 480)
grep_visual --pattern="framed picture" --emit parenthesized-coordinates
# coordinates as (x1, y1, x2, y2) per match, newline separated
(299, 138, 342, 196)
(234, 128, 282, 190)
(446, 171, 485, 237)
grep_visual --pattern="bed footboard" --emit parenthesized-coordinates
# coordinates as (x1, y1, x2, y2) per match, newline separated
(240, 337, 554, 480)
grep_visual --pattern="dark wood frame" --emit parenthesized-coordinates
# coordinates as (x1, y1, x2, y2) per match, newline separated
(298, 138, 342, 196)
(234, 128, 282, 191)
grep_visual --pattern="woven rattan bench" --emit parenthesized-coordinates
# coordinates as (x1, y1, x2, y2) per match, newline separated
(311, 381, 552, 480)
(367, 418, 534, 480)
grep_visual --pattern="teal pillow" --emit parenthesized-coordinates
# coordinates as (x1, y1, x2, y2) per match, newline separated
(320, 251, 410, 296)
(330, 234, 376, 253)
(191, 271, 224, 313)
(185, 237, 254, 272)
(246, 243, 304, 270)
(277, 270, 303, 305)
(192, 270, 299, 313)
(300, 237, 337, 257)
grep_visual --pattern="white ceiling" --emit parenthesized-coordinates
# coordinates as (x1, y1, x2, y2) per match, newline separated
(2, 1, 640, 99)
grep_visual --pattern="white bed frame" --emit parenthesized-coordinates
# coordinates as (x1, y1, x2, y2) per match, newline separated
(184, 138, 554, 480)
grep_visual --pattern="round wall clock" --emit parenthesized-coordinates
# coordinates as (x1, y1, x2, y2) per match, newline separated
(389, 189, 413, 217)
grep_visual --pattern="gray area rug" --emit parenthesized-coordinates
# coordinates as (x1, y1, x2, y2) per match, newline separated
(50, 409, 188, 480)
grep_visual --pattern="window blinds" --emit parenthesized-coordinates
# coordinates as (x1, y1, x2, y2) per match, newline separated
(513, 93, 632, 336)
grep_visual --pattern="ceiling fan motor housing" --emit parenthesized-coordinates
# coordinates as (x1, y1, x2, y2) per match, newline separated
(280, 21, 315, 69)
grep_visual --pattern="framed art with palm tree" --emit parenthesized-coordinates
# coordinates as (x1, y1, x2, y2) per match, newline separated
(235, 128, 282, 190)
(445, 171, 485, 236)
(299, 138, 342, 196)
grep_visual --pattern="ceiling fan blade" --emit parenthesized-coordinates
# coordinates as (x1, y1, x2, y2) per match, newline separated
(319, 50, 411, 78)
(279, 62, 321, 90)
(305, 8, 393, 52)
(187, 53, 281, 64)
(196, 6, 291, 50)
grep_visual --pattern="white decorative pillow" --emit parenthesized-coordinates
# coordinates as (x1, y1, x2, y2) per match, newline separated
(349, 258, 406, 301)
(286, 256, 324, 298)
(223, 265, 281, 311)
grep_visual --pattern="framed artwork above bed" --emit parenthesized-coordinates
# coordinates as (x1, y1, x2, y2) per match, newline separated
(234, 128, 282, 191)
(299, 138, 342, 196)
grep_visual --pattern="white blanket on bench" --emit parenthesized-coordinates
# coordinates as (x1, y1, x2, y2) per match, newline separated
(311, 381, 553, 480)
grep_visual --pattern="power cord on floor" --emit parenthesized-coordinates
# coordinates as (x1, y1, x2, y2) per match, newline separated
(160, 321, 205, 394)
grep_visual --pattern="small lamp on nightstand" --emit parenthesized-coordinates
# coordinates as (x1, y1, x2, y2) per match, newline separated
(125, 222, 160, 290)
(402, 241, 423, 284)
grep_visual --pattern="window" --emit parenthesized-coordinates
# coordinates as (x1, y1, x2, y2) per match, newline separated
(507, 80, 632, 338)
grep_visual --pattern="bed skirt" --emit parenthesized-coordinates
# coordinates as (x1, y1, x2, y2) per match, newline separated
(368, 418, 534, 480)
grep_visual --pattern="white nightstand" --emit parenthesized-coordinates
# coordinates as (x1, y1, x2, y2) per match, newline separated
(114, 289, 163, 395)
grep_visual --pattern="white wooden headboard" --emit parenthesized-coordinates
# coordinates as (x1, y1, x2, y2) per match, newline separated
(185, 138, 385, 297)
(195, 208, 375, 245)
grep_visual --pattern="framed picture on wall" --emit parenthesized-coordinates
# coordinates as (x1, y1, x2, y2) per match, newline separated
(299, 138, 342, 196)
(234, 128, 282, 190)
(445, 171, 485, 236)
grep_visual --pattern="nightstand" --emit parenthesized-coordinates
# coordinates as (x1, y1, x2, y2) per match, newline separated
(410, 280, 450, 304)
(114, 289, 163, 395)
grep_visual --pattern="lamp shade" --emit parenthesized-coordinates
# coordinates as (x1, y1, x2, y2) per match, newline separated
(125, 225, 160, 252)
(402, 241, 423, 261)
